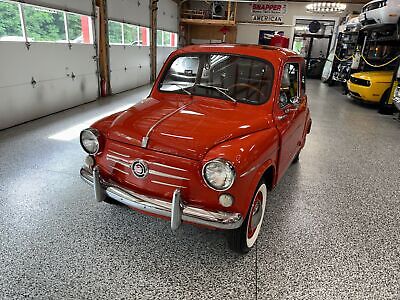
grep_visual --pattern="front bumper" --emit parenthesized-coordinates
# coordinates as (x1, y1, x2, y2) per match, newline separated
(80, 166, 243, 231)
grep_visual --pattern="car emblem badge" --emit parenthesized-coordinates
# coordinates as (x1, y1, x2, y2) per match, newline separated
(131, 159, 149, 179)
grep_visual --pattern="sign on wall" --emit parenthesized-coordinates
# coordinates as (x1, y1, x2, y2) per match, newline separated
(250, 2, 287, 23)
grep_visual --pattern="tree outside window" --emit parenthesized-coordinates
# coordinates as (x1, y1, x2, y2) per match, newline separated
(24, 5, 66, 42)
(0, 1, 23, 40)
(108, 20, 122, 44)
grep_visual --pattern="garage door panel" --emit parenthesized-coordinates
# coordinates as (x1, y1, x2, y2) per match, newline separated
(107, 0, 149, 27)
(109, 45, 150, 93)
(0, 74, 97, 129)
(110, 69, 138, 94)
(22, 0, 93, 15)
(157, 0, 178, 32)
(0, 43, 97, 88)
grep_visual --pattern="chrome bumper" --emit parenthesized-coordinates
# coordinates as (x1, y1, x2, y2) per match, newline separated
(80, 167, 243, 230)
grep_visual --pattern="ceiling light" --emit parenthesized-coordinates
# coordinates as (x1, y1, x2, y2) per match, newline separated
(306, 2, 346, 13)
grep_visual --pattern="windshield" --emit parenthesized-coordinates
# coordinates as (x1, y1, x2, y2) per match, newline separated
(158, 53, 274, 104)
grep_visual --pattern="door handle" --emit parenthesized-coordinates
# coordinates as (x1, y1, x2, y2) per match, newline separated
(277, 115, 287, 121)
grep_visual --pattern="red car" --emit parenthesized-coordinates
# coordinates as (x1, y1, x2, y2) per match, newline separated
(80, 44, 312, 253)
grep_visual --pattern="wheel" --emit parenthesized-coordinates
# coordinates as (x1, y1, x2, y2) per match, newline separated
(378, 89, 394, 115)
(228, 180, 267, 254)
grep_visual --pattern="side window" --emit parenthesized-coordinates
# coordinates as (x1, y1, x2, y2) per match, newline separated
(279, 63, 299, 108)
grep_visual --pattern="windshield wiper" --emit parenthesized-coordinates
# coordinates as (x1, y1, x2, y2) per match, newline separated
(171, 83, 192, 95)
(194, 84, 237, 103)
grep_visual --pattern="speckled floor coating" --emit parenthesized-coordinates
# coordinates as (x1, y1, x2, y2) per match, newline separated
(0, 81, 399, 299)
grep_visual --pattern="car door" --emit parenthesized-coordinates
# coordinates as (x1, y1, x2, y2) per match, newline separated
(274, 61, 303, 182)
(292, 61, 309, 150)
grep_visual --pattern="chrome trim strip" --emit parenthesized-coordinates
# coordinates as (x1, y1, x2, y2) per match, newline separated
(108, 150, 130, 158)
(80, 167, 243, 230)
(142, 101, 194, 148)
(149, 162, 187, 172)
(240, 162, 264, 178)
(111, 166, 129, 175)
(151, 180, 187, 189)
(149, 170, 190, 181)
(106, 154, 131, 167)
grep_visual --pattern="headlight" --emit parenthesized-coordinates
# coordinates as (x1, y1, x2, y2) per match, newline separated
(202, 158, 235, 191)
(80, 128, 100, 154)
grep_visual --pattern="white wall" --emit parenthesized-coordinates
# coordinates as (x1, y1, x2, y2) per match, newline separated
(236, 1, 363, 45)
(0, 42, 98, 129)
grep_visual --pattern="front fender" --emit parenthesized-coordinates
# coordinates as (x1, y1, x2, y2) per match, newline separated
(202, 128, 279, 217)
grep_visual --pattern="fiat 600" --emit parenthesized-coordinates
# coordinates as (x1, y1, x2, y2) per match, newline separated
(80, 44, 312, 253)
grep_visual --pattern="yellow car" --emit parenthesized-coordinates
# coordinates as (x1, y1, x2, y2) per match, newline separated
(347, 70, 394, 105)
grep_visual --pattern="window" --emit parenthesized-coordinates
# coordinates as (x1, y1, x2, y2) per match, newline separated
(0, 1, 94, 44)
(0, 0, 23, 41)
(67, 13, 93, 44)
(163, 31, 171, 46)
(171, 32, 178, 47)
(159, 54, 274, 105)
(108, 20, 123, 44)
(139, 26, 149, 46)
(123, 23, 139, 45)
(156, 30, 178, 47)
(280, 63, 299, 108)
(157, 30, 163, 46)
(24, 4, 66, 42)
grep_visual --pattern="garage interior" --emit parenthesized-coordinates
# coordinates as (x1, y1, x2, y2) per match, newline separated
(0, 0, 399, 299)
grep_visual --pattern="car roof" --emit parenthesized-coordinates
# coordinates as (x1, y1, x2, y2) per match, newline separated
(176, 44, 301, 62)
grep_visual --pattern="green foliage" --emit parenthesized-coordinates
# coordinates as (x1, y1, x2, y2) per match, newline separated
(24, 5, 65, 42)
(67, 13, 82, 41)
(123, 24, 139, 45)
(108, 21, 122, 44)
(0, 2, 22, 38)
(163, 31, 171, 47)
(157, 30, 162, 46)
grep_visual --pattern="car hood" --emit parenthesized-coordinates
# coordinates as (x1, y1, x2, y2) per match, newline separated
(352, 71, 394, 82)
(106, 97, 271, 160)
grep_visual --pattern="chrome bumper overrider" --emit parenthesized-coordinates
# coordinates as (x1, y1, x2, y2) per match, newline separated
(80, 167, 243, 230)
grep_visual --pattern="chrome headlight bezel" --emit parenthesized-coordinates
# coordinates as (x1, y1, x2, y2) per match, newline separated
(202, 158, 236, 191)
(80, 128, 100, 155)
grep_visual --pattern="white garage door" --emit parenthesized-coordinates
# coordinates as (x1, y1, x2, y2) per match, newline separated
(0, 0, 98, 130)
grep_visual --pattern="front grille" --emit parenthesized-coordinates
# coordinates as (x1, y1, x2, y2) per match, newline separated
(350, 76, 370, 87)
(363, 0, 386, 12)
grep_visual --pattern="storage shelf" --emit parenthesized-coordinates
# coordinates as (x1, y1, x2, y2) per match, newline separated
(180, 18, 236, 26)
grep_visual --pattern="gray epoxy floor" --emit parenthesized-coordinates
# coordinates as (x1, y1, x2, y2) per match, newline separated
(0, 81, 399, 299)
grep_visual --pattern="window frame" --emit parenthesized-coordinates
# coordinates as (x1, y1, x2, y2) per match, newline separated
(0, 0, 94, 44)
(157, 52, 275, 106)
(279, 61, 300, 109)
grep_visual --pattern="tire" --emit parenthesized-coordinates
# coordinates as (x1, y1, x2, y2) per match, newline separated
(228, 180, 267, 254)
(378, 89, 394, 115)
